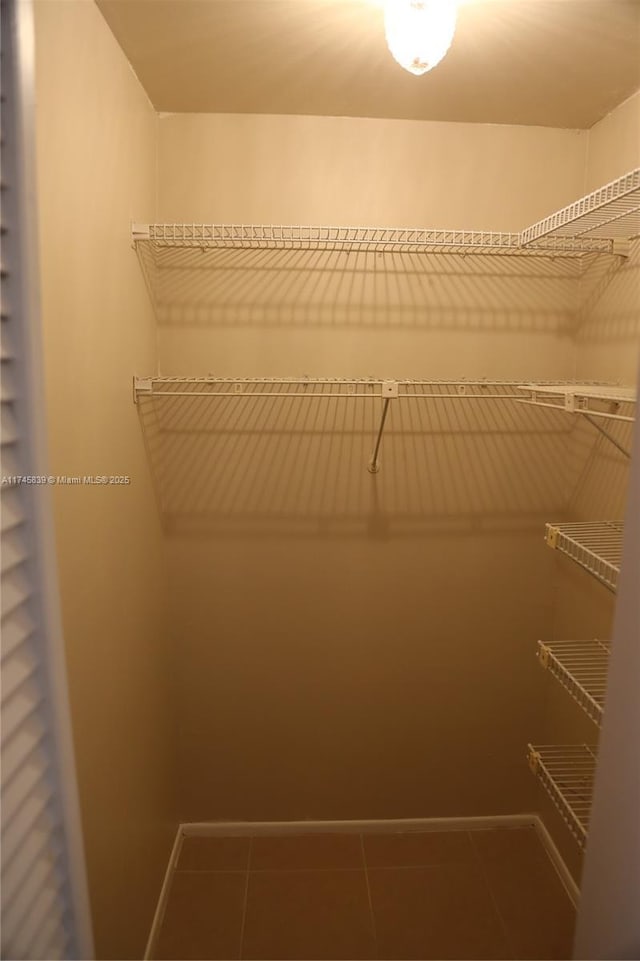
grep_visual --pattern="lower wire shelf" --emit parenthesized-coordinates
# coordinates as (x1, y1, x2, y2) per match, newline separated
(528, 744, 597, 848)
(537, 640, 610, 726)
(545, 521, 624, 592)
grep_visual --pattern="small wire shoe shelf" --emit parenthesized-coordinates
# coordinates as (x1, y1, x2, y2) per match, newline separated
(545, 521, 624, 592)
(528, 745, 597, 849)
(537, 640, 610, 726)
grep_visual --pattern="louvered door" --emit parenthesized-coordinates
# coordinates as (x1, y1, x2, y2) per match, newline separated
(1, 1, 93, 957)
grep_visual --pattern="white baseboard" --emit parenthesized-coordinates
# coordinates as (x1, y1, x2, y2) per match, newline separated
(532, 815, 580, 908)
(143, 825, 184, 961)
(181, 813, 538, 836)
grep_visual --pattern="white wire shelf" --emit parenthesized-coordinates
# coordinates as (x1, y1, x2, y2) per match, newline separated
(134, 376, 581, 476)
(134, 376, 533, 402)
(132, 170, 640, 259)
(517, 383, 636, 424)
(537, 639, 610, 726)
(134, 377, 620, 403)
(131, 223, 611, 258)
(527, 744, 597, 848)
(521, 168, 640, 245)
(545, 521, 624, 592)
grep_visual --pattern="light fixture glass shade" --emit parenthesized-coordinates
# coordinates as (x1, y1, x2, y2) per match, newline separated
(384, 0, 457, 76)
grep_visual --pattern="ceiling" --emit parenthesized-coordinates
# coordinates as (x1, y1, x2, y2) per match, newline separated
(96, 0, 640, 127)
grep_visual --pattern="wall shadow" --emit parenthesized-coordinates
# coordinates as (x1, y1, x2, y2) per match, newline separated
(141, 245, 581, 335)
(138, 389, 573, 537)
(575, 240, 640, 348)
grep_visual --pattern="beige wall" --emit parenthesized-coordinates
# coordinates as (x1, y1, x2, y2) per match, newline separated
(577, 85, 640, 384)
(153, 113, 592, 822)
(34, 2, 176, 958)
(584, 89, 640, 192)
(158, 113, 588, 227)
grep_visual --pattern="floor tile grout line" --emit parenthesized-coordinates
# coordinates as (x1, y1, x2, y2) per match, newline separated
(177, 861, 486, 873)
(360, 860, 478, 872)
(359, 833, 380, 959)
(238, 838, 252, 960)
(253, 864, 369, 872)
(468, 830, 518, 960)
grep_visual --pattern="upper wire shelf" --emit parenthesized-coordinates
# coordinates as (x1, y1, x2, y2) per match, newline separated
(132, 224, 610, 258)
(528, 744, 597, 848)
(537, 639, 610, 726)
(545, 521, 624, 592)
(132, 168, 640, 259)
(521, 168, 640, 245)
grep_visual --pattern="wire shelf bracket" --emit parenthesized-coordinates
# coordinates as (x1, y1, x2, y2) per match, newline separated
(516, 383, 635, 423)
(545, 521, 624, 592)
(516, 383, 635, 456)
(537, 639, 610, 726)
(518, 382, 636, 414)
(527, 744, 597, 848)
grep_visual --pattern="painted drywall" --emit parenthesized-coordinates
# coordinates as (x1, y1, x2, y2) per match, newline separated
(154, 112, 589, 821)
(157, 113, 587, 227)
(584, 89, 640, 193)
(578, 88, 640, 384)
(33, 2, 176, 958)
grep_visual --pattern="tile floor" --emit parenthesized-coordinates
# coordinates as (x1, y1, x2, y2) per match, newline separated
(152, 826, 576, 960)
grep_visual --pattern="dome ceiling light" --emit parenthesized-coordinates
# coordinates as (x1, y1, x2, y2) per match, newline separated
(383, 0, 458, 76)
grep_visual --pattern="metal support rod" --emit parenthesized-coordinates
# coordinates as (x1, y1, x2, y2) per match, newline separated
(368, 398, 391, 474)
(583, 414, 631, 459)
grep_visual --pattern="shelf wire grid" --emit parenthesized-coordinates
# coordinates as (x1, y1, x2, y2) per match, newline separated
(134, 377, 617, 403)
(545, 521, 624, 592)
(527, 744, 597, 848)
(537, 639, 611, 726)
(132, 223, 612, 258)
(136, 379, 524, 401)
(133, 170, 640, 266)
(521, 168, 640, 244)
